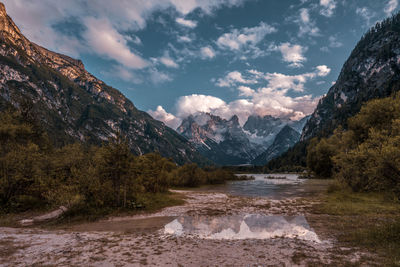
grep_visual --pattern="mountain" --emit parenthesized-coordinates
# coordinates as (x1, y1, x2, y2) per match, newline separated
(242, 115, 287, 148)
(267, 13, 400, 171)
(177, 113, 262, 165)
(252, 125, 300, 166)
(177, 112, 307, 165)
(301, 14, 400, 141)
(0, 3, 206, 165)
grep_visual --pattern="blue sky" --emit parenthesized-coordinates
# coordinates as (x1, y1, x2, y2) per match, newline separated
(3, 0, 399, 128)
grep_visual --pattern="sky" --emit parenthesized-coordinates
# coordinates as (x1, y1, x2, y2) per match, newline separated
(3, 0, 399, 129)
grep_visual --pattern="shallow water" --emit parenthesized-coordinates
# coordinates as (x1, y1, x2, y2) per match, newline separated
(197, 174, 330, 199)
(164, 214, 320, 242)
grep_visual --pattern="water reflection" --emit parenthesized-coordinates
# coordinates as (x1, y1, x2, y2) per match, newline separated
(164, 214, 320, 243)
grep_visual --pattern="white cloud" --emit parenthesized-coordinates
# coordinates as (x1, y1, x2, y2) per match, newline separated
(319, 0, 336, 17)
(216, 71, 257, 87)
(200, 46, 216, 59)
(84, 18, 148, 69)
(316, 65, 331, 76)
(148, 106, 181, 129)
(216, 22, 276, 51)
(237, 85, 255, 97)
(274, 43, 307, 68)
(177, 35, 193, 43)
(297, 8, 320, 37)
(385, 0, 398, 16)
(175, 17, 197, 28)
(175, 94, 227, 118)
(176, 66, 330, 123)
(159, 53, 179, 68)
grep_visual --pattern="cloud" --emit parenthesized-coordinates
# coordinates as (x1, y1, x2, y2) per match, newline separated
(216, 22, 276, 51)
(175, 94, 227, 118)
(237, 85, 255, 97)
(159, 53, 179, 68)
(149, 68, 173, 84)
(173, 66, 330, 123)
(177, 35, 193, 42)
(216, 71, 258, 87)
(356, 7, 375, 25)
(319, 0, 336, 17)
(328, 36, 342, 48)
(273, 43, 307, 68)
(84, 18, 148, 69)
(297, 8, 320, 37)
(101, 65, 143, 83)
(2, 0, 246, 66)
(148, 106, 181, 129)
(385, 0, 398, 16)
(316, 65, 331, 76)
(200, 46, 216, 59)
(175, 17, 197, 28)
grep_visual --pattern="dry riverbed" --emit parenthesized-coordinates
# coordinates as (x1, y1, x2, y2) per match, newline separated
(0, 189, 378, 266)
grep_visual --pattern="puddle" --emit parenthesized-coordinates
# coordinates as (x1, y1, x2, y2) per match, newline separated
(164, 214, 320, 242)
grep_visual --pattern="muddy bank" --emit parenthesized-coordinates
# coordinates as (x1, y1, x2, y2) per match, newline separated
(0, 188, 377, 266)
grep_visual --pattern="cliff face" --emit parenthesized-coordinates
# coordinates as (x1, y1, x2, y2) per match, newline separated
(177, 113, 262, 165)
(252, 125, 300, 166)
(301, 14, 400, 140)
(0, 2, 206, 165)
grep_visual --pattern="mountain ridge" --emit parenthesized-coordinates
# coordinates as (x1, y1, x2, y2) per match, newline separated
(0, 2, 207, 165)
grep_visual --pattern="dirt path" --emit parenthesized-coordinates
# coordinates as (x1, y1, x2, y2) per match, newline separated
(0, 190, 376, 266)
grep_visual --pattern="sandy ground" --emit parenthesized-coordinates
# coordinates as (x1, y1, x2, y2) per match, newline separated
(0, 190, 376, 266)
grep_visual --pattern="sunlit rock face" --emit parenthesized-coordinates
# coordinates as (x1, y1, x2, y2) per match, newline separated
(0, 3, 206, 165)
(164, 214, 320, 243)
(301, 15, 400, 141)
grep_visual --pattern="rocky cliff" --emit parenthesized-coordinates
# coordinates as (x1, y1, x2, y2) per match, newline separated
(301, 14, 400, 140)
(0, 2, 206, 165)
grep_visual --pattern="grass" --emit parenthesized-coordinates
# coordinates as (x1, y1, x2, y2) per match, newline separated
(0, 191, 186, 227)
(314, 184, 400, 266)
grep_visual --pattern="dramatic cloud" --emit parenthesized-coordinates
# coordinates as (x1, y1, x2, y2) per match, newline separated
(385, 0, 398, 16)
(148, 106, 181, 129)
(200, 46, 216, 59)
(319, 0, 336, 17)
(175, 17, 197, 28)
(216, 22, 276, 51)
(84, 18, 148, 69)
(175, 94, 227, 118)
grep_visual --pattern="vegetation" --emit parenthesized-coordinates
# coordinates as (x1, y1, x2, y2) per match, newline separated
(315, 184, 400, 265)
(0, 109, 236, 216)
(307, 93, 400, 198)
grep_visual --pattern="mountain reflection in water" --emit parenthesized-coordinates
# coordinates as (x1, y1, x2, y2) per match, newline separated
(164, 214, 320, 242)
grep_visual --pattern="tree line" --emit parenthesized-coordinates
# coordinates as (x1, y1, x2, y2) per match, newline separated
(307, 93, 400, 198)
(0, 109, 235, 215)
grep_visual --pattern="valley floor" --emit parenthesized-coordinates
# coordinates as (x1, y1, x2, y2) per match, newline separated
(0, 189, 380, 266)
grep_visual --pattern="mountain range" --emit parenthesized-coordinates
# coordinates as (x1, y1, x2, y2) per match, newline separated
(0, 3, 207, 165)
(177, 112, 309, 165)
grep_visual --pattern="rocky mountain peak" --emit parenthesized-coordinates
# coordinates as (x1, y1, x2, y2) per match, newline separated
(0, 2, 206, 165)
